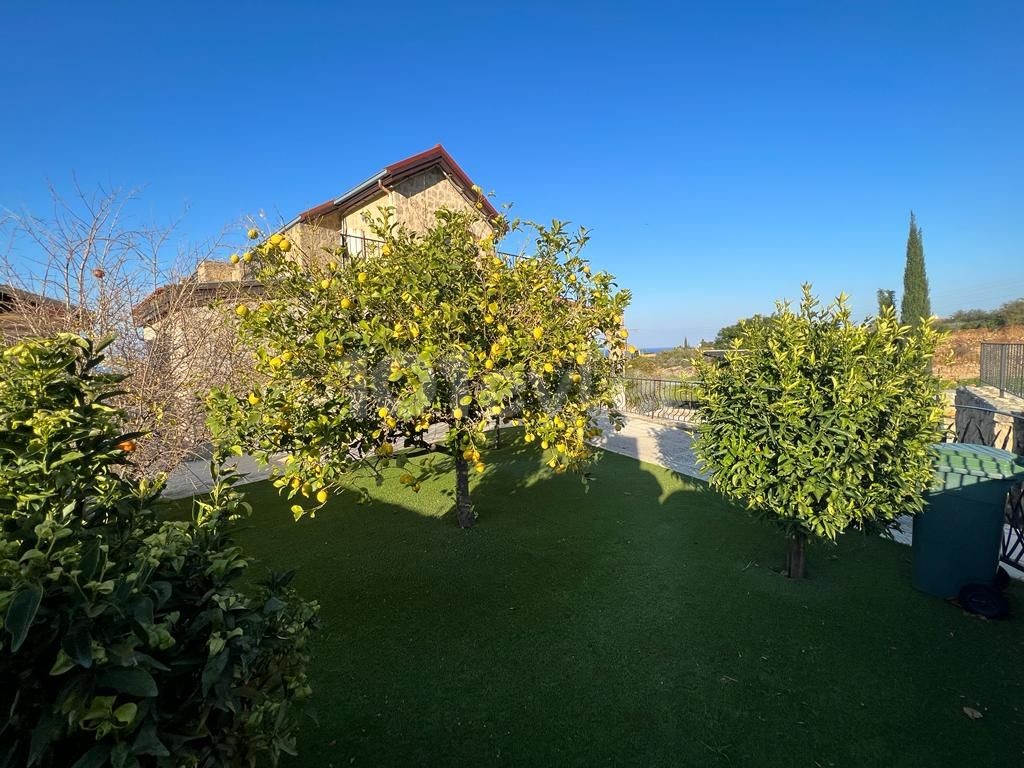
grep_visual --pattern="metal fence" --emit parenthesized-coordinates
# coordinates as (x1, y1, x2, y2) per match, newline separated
(338, 233, 524, 263)
(980, 342, 1024, 399)
(619, 377, 701, 423)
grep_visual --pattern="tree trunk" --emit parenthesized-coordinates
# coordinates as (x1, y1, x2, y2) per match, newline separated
(453, 453, 475, 528)
(493, 417, 501, 448)
(786, 532, 807, 579)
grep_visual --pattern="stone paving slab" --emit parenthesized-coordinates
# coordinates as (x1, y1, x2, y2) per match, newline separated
(589, 413, 708, 481)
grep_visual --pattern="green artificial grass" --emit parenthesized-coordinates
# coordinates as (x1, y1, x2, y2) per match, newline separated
(183, 439, 1024, 767)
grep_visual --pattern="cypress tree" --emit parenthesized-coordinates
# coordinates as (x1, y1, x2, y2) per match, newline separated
(900, 212, 931, 326)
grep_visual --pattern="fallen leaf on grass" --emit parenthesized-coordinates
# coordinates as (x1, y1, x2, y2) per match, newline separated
(962, 706, 983, 720)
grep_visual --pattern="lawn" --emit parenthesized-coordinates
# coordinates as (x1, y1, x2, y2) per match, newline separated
(203, 439, 1023, 767)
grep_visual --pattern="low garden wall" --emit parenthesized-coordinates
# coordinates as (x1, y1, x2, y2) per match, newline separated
(954, 385, 1024, 454)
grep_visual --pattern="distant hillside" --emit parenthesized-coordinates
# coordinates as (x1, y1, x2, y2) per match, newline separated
(933, 325, 1024, 384)
(626, 346, 700, 380)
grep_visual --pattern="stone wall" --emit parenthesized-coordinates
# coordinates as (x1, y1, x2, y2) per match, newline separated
(391, 167, 492, 238)
(954, 385, 1024, 454)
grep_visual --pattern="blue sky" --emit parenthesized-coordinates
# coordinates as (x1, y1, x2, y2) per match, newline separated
(2, 1, 1022, 347)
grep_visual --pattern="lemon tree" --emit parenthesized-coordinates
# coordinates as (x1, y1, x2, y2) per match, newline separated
(208, 207, 631, 527)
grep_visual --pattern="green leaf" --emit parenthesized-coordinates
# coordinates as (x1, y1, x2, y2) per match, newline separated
(27, 714, 62, 766)
(62, 626, 94, 669)
(132, 723, 170, 757)
(77, 540, 101, 581)
(113, 703, 138, 724)
(202, 651, 230, 696)
(99, 668, 158, 698)
(71, 745, 110, 768)
(5, 583, 43, 652)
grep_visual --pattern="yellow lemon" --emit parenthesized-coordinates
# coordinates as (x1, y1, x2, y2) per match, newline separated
(582, 265, 590, 274)
(247, 227, 260, 240)
(532, 326, 544, 340)
(269, 356, 283, 369)
(279, 238, 292, 252)
(618, 328, 629, 339)
(576, 353, 587, 365)
(316, 489, 329, 504)
(282, 351, 294, 362)
(357, 272, 368, 283)
(484, 314, 495, 324)
(246, 391, 259, 405)
(541, 440, 549, 450)
(341, 297, 353, 309)
(235, 304, 249, 317)
(382, 243, 392, 256)
(243, 251, 254, 262)
(378, 407, 389, 419)
(453, 407, 463, 420)
(543, 362, 554, 374)
(270, 233, 283, 245)
(485, 359, 494, 370)
(229, 253, 240, 265)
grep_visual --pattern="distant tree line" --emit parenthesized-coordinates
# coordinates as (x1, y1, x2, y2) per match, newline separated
(935, 297, 1024, 331)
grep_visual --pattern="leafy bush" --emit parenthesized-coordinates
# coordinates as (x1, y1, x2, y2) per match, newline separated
(712, 314, 773, 348)
(696, 287, 944, 578)
(0, 335, 318, 768)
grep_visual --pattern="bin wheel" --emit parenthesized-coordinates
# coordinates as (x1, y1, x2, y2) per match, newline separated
(958, 583, 1009, 620)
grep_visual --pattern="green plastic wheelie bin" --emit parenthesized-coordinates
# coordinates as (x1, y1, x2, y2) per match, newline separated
(912, 443, 1024, 598)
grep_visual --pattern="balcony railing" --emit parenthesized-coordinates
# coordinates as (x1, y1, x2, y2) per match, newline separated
(980, 342, 1024, 399)
(337, 233, 523, 263)
(619, 377, 702, 423)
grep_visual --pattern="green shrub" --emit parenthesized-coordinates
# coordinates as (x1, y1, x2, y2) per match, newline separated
(0, 335, 318, 768)
(696, 287, 944, 578)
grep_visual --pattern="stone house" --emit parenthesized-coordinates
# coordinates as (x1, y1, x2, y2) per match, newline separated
(132, 145, 496, 405)
(284, 144, 499, 263)
(135, 144, 497, 333)
(0, 284, 84, 342)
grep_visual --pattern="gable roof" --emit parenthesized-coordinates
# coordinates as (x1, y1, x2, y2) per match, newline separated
(0, 284, 78, 313)
(292, 144, 500, 225)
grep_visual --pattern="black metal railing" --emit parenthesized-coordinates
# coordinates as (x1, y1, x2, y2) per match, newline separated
(337, 233, 524, 263)
(943, 403, 1024, 571)
(980, 342, 1024, 399)
(620, 377, 702, 423)
(338, 233, 385, 260)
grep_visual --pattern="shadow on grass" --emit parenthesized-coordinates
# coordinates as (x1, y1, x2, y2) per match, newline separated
(192, 434, 1023, 768)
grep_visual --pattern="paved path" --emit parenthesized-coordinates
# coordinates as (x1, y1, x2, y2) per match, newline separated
(590, 413, 708, 481)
